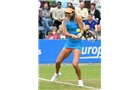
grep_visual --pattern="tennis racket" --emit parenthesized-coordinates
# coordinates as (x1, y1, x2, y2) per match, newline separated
(83, 29, 98, 43)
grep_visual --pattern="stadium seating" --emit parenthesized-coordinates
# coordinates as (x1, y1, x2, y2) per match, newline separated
(39, 26, 57, 39)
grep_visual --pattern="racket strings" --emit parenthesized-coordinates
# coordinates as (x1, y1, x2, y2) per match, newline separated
(84, 30, 98, 42)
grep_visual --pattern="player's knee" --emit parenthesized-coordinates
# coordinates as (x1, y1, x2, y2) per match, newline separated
(56, 60, 61, 64)
(72, 63, 78, 68)
(56, 58, 62, 64)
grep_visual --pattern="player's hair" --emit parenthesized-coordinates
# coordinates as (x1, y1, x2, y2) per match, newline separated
(67, 6, 75, 21)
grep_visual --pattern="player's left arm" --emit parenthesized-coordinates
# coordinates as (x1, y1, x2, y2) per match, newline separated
(76, 16, 84, 38)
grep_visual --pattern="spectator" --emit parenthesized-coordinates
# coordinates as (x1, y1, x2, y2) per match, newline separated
(91, 0, 101, 11)
(52, 1, 65, 29)
(67, 2, 73, 7)
(83, 0, 91, 11)
(84, 24, 90, 30)
(81, 24, 90, 39)
(85, 20, 101, 40)
(64, 2, 73, 17)
(88, 3, 101, 25)
(57, 25, 66, 39)
(75, 1, 88, 21)
(84, 14, 98, 31)
(47, 29, 59, 39)
(38, 1, 43, 26)
(56, 0, 67, 9)
(66, 0, 80, 9)
(40, 1, 52, 35)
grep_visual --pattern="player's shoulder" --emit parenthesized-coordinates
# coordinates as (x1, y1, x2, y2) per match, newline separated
(63, 17, 68, 21)
(75, 15, 81, 20)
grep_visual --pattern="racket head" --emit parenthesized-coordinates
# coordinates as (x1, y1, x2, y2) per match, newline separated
(83, 29, 98, 43)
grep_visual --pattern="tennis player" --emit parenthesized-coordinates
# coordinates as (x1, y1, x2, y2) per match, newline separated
(51, 6, 84, 87)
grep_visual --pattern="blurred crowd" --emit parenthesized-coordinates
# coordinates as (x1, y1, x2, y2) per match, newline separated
(38, 0, 101, 40)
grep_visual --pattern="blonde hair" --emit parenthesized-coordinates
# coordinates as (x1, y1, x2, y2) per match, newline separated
(48, 28, 56, 35)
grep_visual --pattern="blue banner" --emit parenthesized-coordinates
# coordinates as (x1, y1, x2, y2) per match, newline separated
(38, 40, 101, 64)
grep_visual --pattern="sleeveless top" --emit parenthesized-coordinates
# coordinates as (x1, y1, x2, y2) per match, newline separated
(64, 16, 83, 51)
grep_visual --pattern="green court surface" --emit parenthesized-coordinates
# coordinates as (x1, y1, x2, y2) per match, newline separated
(39, 64, 101, 90)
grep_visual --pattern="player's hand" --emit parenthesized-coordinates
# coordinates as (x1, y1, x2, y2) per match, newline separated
(77, 33, 82, 38)
(71, 34, 77, 39)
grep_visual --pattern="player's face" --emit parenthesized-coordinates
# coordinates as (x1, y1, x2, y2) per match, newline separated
(66, 12, 73, 18)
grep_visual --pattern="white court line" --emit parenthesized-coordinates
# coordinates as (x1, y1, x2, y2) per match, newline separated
(39, 78, 100, 90)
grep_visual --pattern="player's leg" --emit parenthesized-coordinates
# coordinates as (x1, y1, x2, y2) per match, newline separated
(51, 48, 72, 82)
(55, 48, 72, 74)
(72, 49, 84, 86)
